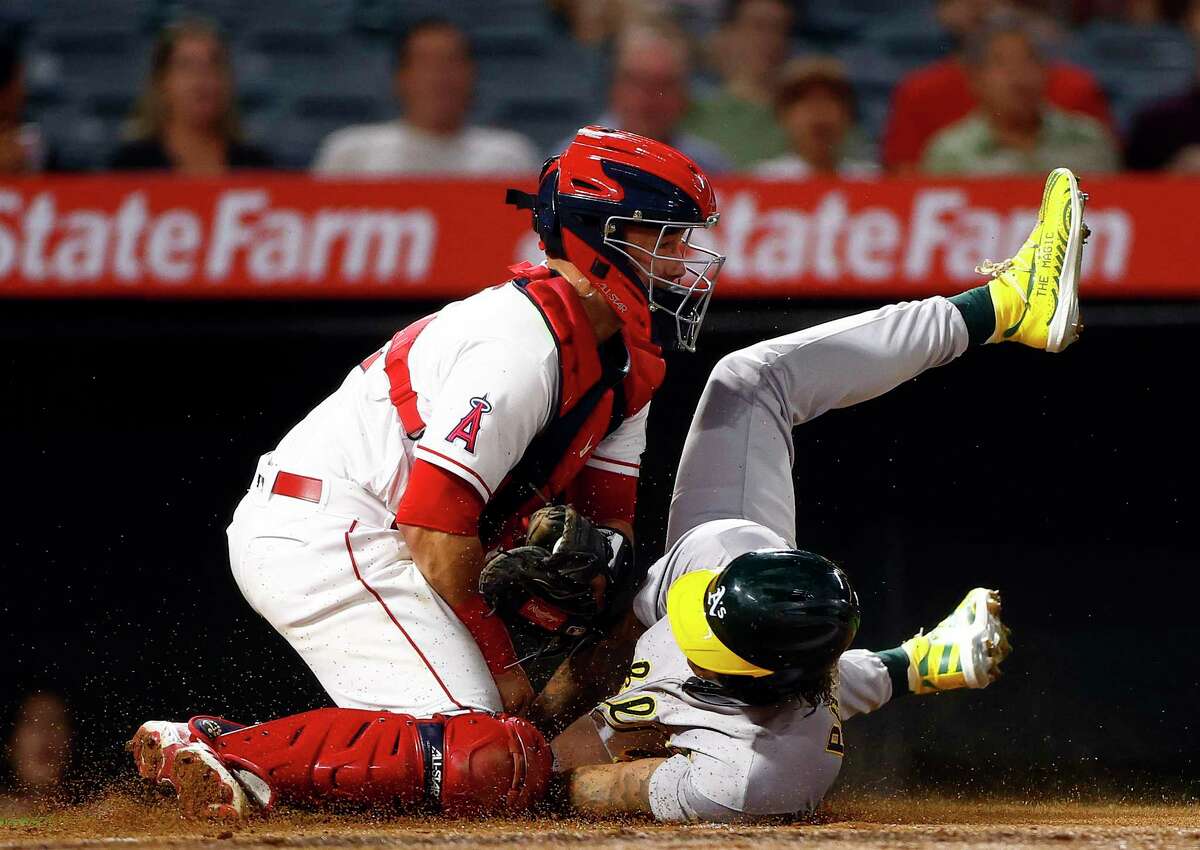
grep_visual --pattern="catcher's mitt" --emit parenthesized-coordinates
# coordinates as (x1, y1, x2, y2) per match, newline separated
(479, 505, 631, 657)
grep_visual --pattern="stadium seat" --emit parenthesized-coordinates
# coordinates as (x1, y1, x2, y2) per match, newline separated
(237, 28, 341, 80)
(352, 0, 444, 33)
(238, 98, 287, 161)
(234, 34, 391, 124)
(352, 0, 551, 45)
(27, 28, 149, 103)
(164, 0, 351, 33)
(20, 0, 155, 30)
(35, 102, 88, 169)
(155, 0, 245, 29)
(856, 93, 891, 151)
(836, 44, 901, 98)
(489, 95, 592, 155)
(49, 107, 120, 171)
(471, 35, 606, 149)
(802, 0, 936, 45)
(860, 19, 953, 72)
(271, 94, 387, 169)
(1068, 23, 1196, 131)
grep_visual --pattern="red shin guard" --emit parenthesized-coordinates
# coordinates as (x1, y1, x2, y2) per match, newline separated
(204, 708, 551, 815)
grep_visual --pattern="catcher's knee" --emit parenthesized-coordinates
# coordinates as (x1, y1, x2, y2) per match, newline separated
(442, 713, 552, 815)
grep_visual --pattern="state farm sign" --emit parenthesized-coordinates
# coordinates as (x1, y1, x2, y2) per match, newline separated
(711, 188, 1131, 287)
(0, 183, 437, 289)
(0, 175, 1187, 298)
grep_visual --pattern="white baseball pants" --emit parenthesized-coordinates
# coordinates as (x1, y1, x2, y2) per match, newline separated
(227, 453, 502, 716)
(668, 298, 969, 548)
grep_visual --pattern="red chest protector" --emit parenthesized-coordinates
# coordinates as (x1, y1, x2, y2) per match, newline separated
(380, 264, 664, 547)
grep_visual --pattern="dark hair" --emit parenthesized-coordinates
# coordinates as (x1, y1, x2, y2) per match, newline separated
(715, 667, 836, 708)
(963, 12, 1045, 68)
(774, 59, 856, 115)
(0, 29, 21, 90)
(395, 16, 473, 68)
(721, 0, 793, 26)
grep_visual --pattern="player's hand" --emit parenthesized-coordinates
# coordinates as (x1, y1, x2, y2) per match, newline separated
(494, 665, 536, 716)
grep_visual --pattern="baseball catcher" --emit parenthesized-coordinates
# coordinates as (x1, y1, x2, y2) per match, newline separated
(127, 126, 725, 817)
(548, 167, 1085, 821)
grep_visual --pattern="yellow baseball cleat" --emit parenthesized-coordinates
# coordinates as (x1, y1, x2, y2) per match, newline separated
(975, 167, 1088, 352)
(901, 587, 1012, 695)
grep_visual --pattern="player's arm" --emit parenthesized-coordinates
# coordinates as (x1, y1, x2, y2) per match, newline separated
(550, 689, 664, 817)
(399, 523, 532, 714)
(396, 339, 556, 714)
(566, 749, 775, 822)
(566, 758, 665, 816)
(528, 605, 645, 736)
(564, 751, 751, 821)
(550, 711, 660, 815)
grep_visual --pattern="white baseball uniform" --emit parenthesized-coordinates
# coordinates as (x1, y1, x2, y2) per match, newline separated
(227, 281, 648, 716)
(591, 298, 970, 821)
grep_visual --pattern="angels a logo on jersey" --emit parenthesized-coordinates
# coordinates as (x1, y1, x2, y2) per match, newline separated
(446, 396, 492, 454)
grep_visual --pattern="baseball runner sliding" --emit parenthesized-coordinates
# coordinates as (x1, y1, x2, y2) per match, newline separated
(553, 167, 1085, 820)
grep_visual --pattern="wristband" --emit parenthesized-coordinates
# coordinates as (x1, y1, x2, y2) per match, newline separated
(452, 594, 520, 675)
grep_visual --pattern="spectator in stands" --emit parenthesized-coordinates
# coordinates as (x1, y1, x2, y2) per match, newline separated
(313, 18, 538, 175)
(0, 31, 58, 173)
(683, 0, 792, 169)
(883, 0, 1112, 173)
(922, 17, 1118, 175)
(1127, 83, 1200, 171)
(564, 21, 730, 172)
(754, 57, 877, 178)
(111, 19, 271, 174)
(1126, 0, 1200, 170)
(0, 692, 73, 816)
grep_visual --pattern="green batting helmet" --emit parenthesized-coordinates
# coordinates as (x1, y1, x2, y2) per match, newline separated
(667, 548, 861, 683)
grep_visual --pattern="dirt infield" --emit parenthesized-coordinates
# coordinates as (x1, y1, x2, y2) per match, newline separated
(2, 791, 1198, 850)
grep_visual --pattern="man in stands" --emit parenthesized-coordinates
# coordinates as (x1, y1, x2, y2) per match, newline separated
(921, 15, 1118, 176)
(313, 17, 538, 175)
(753, 57, 878, 179)
(684, 0, 792, 169)
(567, 19, 731, 174)
(883, 0, 1112, 173)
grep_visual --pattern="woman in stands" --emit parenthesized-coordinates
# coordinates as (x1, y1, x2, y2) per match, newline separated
(111, 19, 272, 174)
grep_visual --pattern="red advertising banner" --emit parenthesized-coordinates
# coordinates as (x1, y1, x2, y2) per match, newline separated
(0, 174, 1188, 299)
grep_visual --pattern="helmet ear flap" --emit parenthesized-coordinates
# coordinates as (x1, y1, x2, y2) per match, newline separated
(536, 166, 564, 258)
(506, 159, 565, 258)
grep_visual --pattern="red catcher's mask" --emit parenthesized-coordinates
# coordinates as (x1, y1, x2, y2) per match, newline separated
(507, 126, 725, 352)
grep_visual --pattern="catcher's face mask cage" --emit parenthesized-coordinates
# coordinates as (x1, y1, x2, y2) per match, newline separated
(507, 126, 724, 352)
(602, 213, 724, 352)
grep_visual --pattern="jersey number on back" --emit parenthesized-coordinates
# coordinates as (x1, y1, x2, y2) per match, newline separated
(600, 694, 658, 729)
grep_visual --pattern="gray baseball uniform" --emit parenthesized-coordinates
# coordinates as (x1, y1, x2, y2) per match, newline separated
(591, 298, 970, 822)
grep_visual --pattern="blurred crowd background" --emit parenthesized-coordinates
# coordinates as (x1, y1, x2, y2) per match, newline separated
(3, 0, 1200, 177)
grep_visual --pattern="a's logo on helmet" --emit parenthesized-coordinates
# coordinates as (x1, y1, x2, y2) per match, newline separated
(707, 586, 727, 619)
